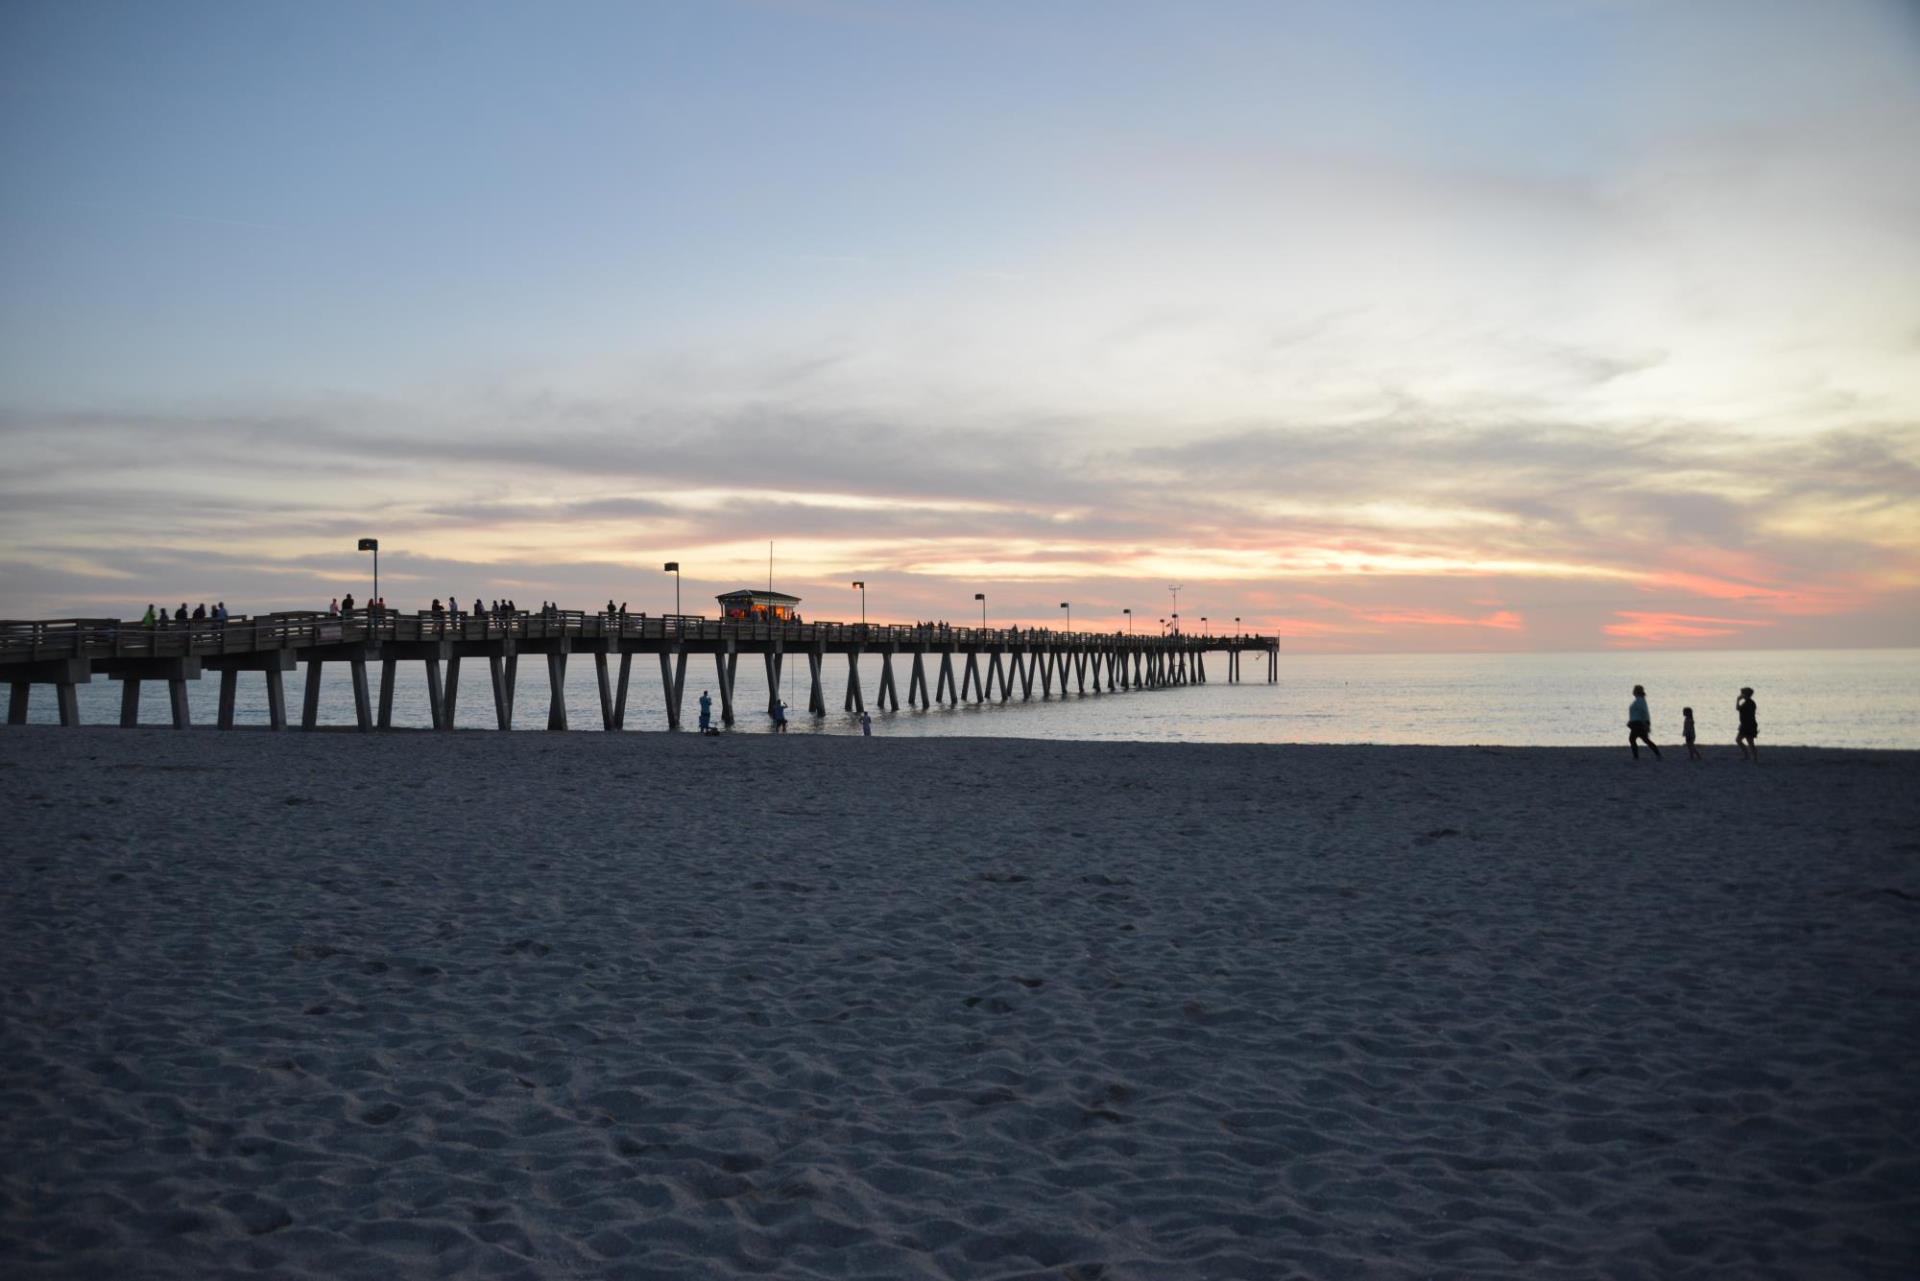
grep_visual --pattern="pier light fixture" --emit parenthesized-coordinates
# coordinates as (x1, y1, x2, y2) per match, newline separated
(357, 538, 379, 605)
(1235, 616, 1241, 635)
(974, 592, 986, 629)
(1172, 612, 1180, 635)
(663, 562, 680, 616)
(1202, 616, 1208, 635)
(852, 581, 866, 626)
(1060, 601, 1070, 632)
(1124, 607, 1132, 636)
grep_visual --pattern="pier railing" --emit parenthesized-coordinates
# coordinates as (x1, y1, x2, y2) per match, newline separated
(0, 611, 1266, 663)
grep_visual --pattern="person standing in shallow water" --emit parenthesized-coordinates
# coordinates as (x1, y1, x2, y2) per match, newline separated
(697, 690, 712, 733)
(1627, 684, 1661, 759)
(1736, 687, 1760, 762)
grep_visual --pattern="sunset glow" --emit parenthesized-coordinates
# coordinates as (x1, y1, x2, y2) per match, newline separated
(1, 1, 1915, 651)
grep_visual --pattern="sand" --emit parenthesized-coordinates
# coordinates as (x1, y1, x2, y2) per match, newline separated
(1, 727, 1916, 1279)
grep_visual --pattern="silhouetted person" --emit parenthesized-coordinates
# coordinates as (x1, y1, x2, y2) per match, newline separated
(860, 709, 872, 737)
(698, 690, 713, 732)
(341, 593, 355, 617)
(1627, 684, 1661, 759)
(328, 597, 340, 617)
(1683, 707, 1701, 760)
(175, 603, 188, 623)
(772, 700, 788, 732)
(1737, 687, 1759, 761)
(141, 603, 157, 628)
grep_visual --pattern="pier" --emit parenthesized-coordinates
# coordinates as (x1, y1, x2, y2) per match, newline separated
(1, 611, 1280, 731)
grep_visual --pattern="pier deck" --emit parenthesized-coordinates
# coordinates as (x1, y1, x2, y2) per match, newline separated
(1, 611, 1279, 731)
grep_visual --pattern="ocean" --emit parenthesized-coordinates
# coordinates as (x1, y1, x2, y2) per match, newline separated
(25, 647, 1918, 748)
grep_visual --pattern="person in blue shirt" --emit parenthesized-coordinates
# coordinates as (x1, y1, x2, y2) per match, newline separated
(1627, 684, 1661, 759)
(698, 690, 713, 733)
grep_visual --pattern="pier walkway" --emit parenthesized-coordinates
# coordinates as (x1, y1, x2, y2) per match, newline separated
(1, 610, 1279, 731)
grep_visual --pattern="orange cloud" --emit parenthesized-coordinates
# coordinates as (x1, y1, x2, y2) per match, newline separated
(1355, 608, 1526, 631)
(1604, 611, 1777, 644)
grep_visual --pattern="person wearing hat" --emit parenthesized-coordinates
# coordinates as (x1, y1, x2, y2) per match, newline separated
(1736, 687, 1759, 761)
(1627, 684, 1661, 760)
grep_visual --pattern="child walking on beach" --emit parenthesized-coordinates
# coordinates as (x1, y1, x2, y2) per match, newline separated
(1683, 707, 1701, 760)
(1627, 685, 1661, 759)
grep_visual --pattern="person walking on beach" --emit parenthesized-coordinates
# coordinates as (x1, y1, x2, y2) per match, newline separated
(698, 690, 713, 733)
(1627, 685, 1661, 759)
(1683, 707, 1701, 760)
(1736, 687, 1760, 762)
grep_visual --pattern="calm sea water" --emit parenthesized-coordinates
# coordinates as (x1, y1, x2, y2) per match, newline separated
(28, 648, 1918, 748)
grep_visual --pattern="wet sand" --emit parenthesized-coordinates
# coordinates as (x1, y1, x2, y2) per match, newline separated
(2, 727, 1916, 1279)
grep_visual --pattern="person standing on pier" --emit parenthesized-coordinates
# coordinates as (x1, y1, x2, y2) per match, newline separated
(141, 603, 156, 629)
(1627, 685, 1661, 760)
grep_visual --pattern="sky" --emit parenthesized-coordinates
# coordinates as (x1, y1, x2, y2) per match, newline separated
(2, 0, 1916, 651)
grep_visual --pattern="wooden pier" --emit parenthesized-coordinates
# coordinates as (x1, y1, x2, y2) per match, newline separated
(0, 611, 1280, 731)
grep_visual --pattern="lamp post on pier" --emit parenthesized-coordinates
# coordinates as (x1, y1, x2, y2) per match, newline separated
(1124, 607, 1132, 636)
(1202, 616, 1208, 635)
(852, 580, 866, 626)
(1172, 612, 1180, 635)
(974, 592, 986, 630)
(663, 562, 680, 616)
(357, 538, 378, 606)
(1060, 601, 1070, 632)
(1235, 616, 1241, 636)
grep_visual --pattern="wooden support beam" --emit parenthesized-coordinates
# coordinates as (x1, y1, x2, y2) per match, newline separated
(489, 655, 513, 730)
(219, 669, 238, 729)
(615, 652, 633, 729)
(441, 655, 460, 728)
(710, 656, 729, 725)
(988, 651, 1009, 703)
(547, 651, 569, 730)
(425, 658, 445, 729)
(378, 657, 398, 729)
(349, 658, 373, 731)
(877, 653, 900, 711)
(961, 652, 981, 703)
(908, 652, 928, 708)
(302, 661, 323, 729)
(659, 648, 688, 729)
(121, 678, 142, 727)
(936, 652, 956, 705)
(7, 683, 25, 725)
(806, 650, 826, 717)
(594, 652, 614, 730)
(764, 650, 783, 714)
(57, 683, 80, 726)
(265, 668, 287, 730)
(844, 650, 865, 713)
(168, 678, 192, 729)
(1074, 651, 1088, 693)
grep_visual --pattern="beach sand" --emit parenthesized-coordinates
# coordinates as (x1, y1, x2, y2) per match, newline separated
(2, 727, 1915, 1279)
